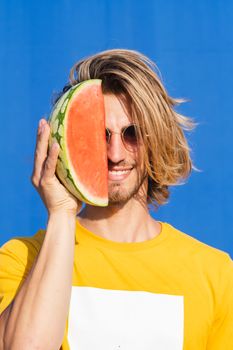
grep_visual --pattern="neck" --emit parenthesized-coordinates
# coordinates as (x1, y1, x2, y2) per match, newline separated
(77, 198, 161, 243)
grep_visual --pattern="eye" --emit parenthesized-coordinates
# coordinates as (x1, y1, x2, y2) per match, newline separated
(105, 128, 111, 143)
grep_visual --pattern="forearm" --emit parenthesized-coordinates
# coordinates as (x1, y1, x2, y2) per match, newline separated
(3, 212, 76, 350)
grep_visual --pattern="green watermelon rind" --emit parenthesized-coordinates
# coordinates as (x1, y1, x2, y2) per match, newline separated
(48, 79, 108, 206)
(63, 80, 108, 206)
(49, 83, 89, 203)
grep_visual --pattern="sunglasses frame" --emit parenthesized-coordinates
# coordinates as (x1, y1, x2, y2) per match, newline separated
(105, 124, 140, 151)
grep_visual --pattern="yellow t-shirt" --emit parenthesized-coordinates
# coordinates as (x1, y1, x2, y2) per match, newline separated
(0, 220, 233, 349)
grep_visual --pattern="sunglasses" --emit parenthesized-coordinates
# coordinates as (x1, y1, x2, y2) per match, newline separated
(105, 124, 140, 151)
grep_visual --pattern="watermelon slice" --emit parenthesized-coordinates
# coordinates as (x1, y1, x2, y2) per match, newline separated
(48, 79, 108, 206)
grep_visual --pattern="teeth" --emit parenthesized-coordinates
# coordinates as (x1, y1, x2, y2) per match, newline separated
(109, 170, 131, 175)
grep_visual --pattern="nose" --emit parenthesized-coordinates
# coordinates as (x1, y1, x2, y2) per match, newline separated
(107, 133, 127, 164)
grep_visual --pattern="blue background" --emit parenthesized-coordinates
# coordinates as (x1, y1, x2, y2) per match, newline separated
(0, 0, 232, 257)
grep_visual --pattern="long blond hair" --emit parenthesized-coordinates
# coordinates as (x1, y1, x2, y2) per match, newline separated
(54, 49, 195, 209)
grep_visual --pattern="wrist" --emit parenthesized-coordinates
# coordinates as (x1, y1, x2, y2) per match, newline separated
(48, 209, 77, 221)
(46, 211, 77, 238)
(48, 210, 77, 225)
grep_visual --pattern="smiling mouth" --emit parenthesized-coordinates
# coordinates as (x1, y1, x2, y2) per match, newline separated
(108, 168, 133, 180)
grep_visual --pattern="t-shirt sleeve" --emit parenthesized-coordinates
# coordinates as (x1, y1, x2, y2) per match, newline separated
(0, 230, 45, 314)
(207, 253, 233, 350)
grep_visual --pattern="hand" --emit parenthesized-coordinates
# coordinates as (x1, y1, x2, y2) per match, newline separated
(31, 118, 82, 216)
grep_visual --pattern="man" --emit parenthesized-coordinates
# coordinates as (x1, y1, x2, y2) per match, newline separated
(0, 49, 232, 350)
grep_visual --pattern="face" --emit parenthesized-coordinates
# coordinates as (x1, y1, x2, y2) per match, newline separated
(104, 93, 147, 205)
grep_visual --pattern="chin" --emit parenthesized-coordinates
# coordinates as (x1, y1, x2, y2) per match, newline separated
(108, 184, 139, 205)
(108, 168, 147, 205)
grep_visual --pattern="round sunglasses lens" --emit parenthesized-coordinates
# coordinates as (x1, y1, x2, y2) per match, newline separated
(123, 125, 138, 145)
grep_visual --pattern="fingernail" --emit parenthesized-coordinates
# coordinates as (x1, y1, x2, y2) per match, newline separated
(38, 119, 43, 134)
(38, 119, 46, 134)
(41, 124, 46, 133)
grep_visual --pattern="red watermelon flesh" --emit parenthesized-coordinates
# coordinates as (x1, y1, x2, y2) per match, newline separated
(49, 79, 108, 206)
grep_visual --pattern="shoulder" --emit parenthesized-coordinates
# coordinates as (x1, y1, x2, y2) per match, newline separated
(0, 230, 46, 268)
(163, 222, 233, 271)
(163, 222, 233, 312)
(0, 230, 46, 314)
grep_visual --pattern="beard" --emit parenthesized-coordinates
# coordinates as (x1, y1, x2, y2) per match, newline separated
(108, 168, 147, 206)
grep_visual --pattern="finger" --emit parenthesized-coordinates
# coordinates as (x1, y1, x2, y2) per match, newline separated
(41, 142, 60, 180)
(33, 119, 50, 174)
(31, 119, 51, 186)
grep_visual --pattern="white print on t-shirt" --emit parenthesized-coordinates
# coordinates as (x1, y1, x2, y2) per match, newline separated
(67, 286, 184, 350)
